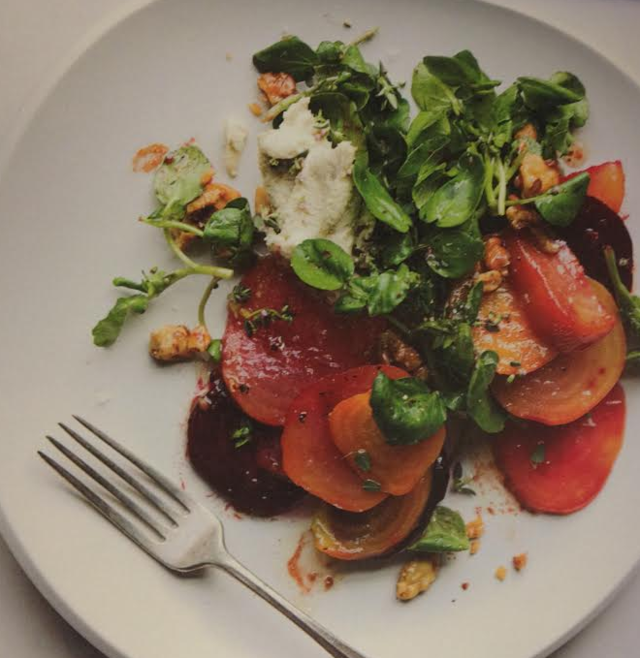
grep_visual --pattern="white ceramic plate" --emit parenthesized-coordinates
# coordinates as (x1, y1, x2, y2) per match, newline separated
(1, 1, 639, 657)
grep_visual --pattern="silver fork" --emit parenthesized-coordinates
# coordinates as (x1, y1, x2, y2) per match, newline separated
(38, 416, 366, 658)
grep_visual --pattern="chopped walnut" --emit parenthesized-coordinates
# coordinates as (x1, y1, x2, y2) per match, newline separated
(475, 270, 502, 293)
(519, 153, 561, 198)
(396, 557, 439, 601)
(466, 513, 484, 540)
(505, 202, 540, 231)
(257, 72, 297, 106)
(512, 553, 528, 572)
(484, 236, 510, 274)
(495, 566, 508, 581)
(186, 182, 241, 215)
(514, 123, 538, 143)
(149, 324, 211, 362)
(470, 539, 481, 556)
(376, 330, 427, 379)
(530, 226, 561, 254)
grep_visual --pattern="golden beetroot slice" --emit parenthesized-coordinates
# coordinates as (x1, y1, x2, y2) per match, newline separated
(493, 384, 625, 514)
(473, 280, 557, 376)
(329, 391, 446, 496)
(492, 280, 625, 426)
(222, 256, 385, 426)
(281, 365, 407, 512)
(312, 472, 434, 560)
(505, 232, 615, 352)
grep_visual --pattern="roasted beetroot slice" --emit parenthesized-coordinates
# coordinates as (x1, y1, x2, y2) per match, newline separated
(187, 370, 304, 517)
(557, 196, 633, 292)
(222, 255, 386, 426)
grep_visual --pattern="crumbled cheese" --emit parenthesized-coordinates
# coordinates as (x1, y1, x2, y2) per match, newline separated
(257, 97, 370, 257)
(224, 117, 248, 178)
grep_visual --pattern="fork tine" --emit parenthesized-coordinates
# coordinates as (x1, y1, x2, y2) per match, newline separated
(59, 423, 178, 527)
(72, 415, 190, 512)
(38, 451, 159, 554)
(46, 436, 166, 540)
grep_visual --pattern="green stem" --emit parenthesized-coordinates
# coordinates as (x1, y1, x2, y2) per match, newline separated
(350, 27, 379, 46)
(141, 217, 204, 237)
(497, 159, 507, 216)
(264, 90, 312, 122)
(197, 277, 220, 328)
(164, 230, 234, 279)
(386, 315, 413, 338)
(483, 156, 497, 210)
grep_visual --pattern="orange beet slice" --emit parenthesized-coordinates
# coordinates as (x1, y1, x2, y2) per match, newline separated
(473, 280, 557, 375)
(493, 384, 626, 514)
(328, 391, 446, 495)
(505, 232, 615, 353)
(492, 280, 625, 425)
(281, 365, 407, 512)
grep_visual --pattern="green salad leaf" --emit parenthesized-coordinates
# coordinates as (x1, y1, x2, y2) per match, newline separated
(466, 350, 506, 433)
(530, 172, 589, 227)
(203, 197, 254, 261)
(291, 239, 355, 290)
(92, 295, 150, 347)
(370, 372, 447, 445)
(409, 505, 470, 553)
(605, 246, 640, 338)
(153, 145, 211, 218)
(252, 36, 318, 81)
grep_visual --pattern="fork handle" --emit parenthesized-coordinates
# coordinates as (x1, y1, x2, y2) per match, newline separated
(216, 555, 368, 658)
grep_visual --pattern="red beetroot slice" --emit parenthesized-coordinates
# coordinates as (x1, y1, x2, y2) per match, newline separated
(493, 384, 626, 515)
(187, 370, 304, 517)
(282, 365, 407, 512)
(556, 196, 633, 293)
(222, 256, 386, 426)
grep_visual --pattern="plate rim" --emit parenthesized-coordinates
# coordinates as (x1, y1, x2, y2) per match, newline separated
(1, 1, 640, 657)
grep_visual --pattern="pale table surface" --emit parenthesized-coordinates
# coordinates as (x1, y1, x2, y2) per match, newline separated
(1, 0, 640, 656)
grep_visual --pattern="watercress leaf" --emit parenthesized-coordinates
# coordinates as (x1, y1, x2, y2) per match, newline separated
(353, 155, 412, 233)
(411, 62, 459, 114)
(406, 109, 446, 147)
(370, 372, 447, 445)
(309, 93, 366, 150)
(408, 505, 470, 552)
(381, 230, 415, 267)
(517, 75, 583, 112)
(534, 172, 589, 227)
(425, 224, 484, 278)
(467, 350, 506, 433)
(423, 51, 499, 91)
(413, 162, 447, 210)
(366, 264, 419, 315)
(203, 197, 254, 258)
(384, 97, 411, 132)
(153, 145, 211, 216)
(92, 295, 150, 347)
(492, 84, 519, 147)
(252, 36, 318, 81)
(316, 40, 344, 65)
(436, 322, 476, 384)
(341, 44, 373, 75)
(605, 246, 640, 338)
(291, 239, 354, 290)
(421, 156, 484, 227)
(334, 276, 376, 313)
(398, 117, 450, 181)
(367, 125, 408, 180)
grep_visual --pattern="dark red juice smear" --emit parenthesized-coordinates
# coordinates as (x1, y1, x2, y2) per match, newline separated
(187, 370, 305, 517)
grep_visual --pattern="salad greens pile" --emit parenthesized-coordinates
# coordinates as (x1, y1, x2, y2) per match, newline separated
(93, 31, 591, 439)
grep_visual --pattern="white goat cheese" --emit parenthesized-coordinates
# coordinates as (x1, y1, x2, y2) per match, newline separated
(257, 97, 369, 257)
(223, 117, 248, 178)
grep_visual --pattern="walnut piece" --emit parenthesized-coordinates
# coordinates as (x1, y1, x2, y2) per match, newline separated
(512, 553, 528, 572)
(149, 324, 211, 362)
(519, 153, 561, 198)
(475, 270, 502, 293)
(396, 557, 439, 601)
(376, 330, 427, 379)
(257, 72, 297, 106)
(466, 513, 484, 540)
